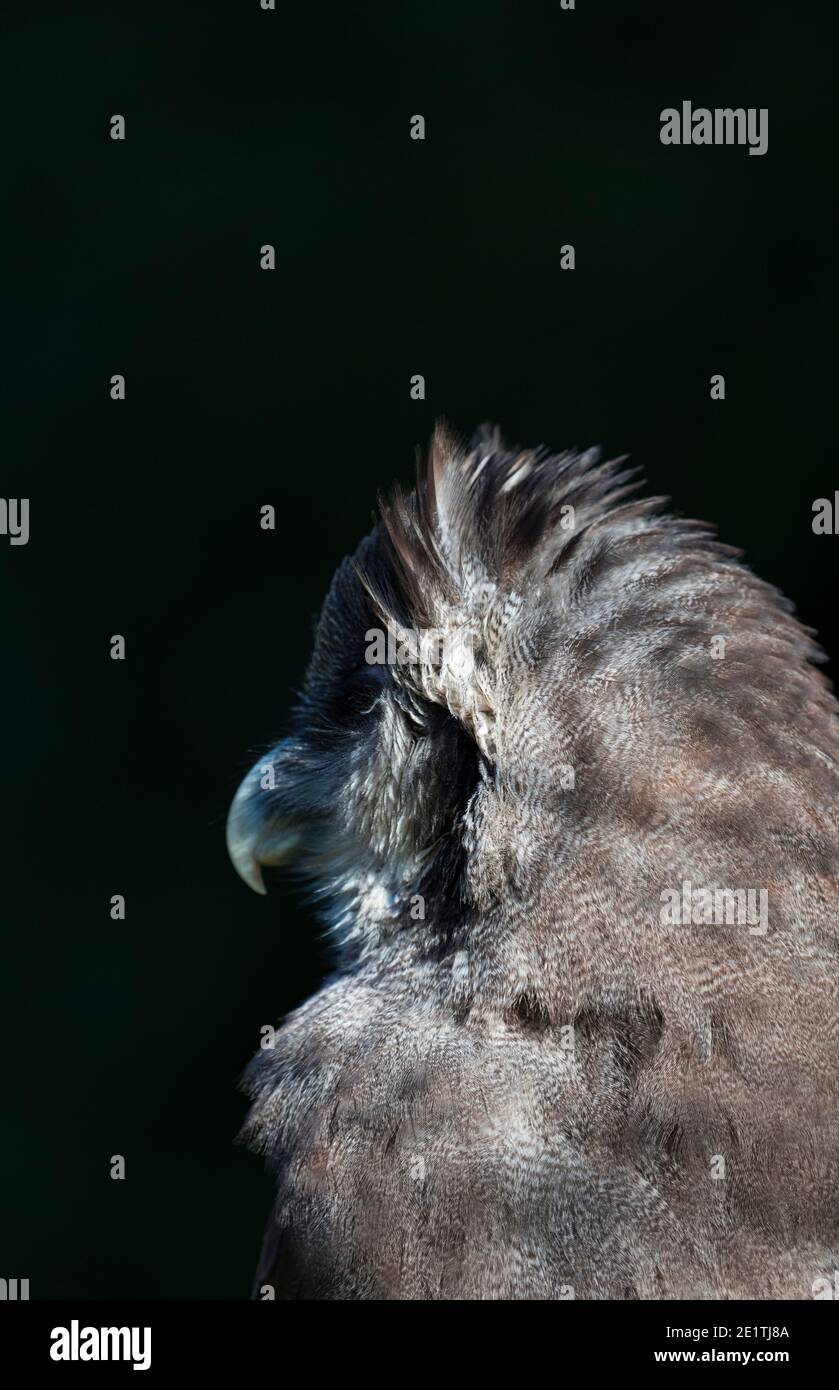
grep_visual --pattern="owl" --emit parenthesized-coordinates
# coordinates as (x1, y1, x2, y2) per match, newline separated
(227, 423, 839, 1299)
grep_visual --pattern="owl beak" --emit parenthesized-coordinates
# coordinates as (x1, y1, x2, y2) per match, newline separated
(226, 761, 303, 896)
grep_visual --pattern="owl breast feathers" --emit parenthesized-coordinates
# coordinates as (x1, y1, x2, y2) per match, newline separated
(228, 423, 839, 1300)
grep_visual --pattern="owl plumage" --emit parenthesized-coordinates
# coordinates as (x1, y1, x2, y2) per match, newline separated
(227, 423, 839, 1299)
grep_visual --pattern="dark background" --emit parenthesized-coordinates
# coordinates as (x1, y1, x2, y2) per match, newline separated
(2, 0, 836, 1297)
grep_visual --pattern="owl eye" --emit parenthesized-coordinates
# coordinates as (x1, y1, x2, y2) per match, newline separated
(356, 657, 389, 683)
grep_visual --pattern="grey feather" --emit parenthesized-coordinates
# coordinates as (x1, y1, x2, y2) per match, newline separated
(229, 422, 839, 1300)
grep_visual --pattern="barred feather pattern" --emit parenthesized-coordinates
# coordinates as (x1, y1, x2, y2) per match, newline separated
(239, 423, 839, 1299)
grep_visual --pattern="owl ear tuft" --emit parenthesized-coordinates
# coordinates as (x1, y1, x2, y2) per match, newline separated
(362, 424, 659, 758)
(375, 421, 643, 622)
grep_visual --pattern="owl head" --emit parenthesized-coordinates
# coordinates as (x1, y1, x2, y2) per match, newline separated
(226, 422, 831, 985)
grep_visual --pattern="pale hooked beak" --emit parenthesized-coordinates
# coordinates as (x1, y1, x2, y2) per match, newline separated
(225, 758, 303, 896)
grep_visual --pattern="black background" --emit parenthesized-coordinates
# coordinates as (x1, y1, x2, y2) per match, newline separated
(3, 0, 836, 1298)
